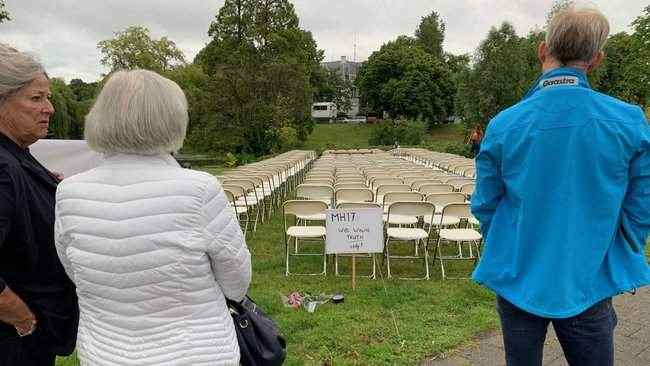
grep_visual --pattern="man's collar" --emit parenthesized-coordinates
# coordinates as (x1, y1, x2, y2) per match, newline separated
(522, 67, 591, 101)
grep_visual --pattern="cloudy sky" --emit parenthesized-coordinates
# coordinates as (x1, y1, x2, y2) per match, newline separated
(1, 0, 646, 82)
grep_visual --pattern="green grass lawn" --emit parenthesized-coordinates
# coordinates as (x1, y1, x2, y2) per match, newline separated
(302, 121, 467, 154)
(302, 122, 377, 152)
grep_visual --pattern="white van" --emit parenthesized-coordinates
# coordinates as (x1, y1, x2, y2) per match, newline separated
(312, 102, 337, 122)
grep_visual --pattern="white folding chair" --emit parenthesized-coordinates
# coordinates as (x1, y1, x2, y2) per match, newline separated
(432, 203, 482, 280)
(222, 185, 250, 236)
(384, 201, 435, 280)
(283, 200, 329, 276)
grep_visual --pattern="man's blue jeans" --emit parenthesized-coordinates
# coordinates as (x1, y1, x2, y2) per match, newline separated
(497, 296, 617, 366)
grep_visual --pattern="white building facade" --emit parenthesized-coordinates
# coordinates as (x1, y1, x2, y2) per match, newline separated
(321, 56, 361, 117)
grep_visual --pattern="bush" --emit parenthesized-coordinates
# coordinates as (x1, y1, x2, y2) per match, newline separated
(278, 126, 299, 150)
(395, 120, 426, 145)
(224, 152, 238, 168)
(368, 120, 425, 146)
(444, 142, 473, 158)
(368, 122, 395, 146)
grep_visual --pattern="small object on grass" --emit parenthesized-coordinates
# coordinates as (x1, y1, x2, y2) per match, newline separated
(332, 293, 344, 304)
(282, 291, 303, 309)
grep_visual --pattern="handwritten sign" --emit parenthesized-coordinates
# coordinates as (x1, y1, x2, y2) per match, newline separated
(325, 208, 384, 254)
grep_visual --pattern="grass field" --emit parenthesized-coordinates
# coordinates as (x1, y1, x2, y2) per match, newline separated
(302, 122, 467, 153)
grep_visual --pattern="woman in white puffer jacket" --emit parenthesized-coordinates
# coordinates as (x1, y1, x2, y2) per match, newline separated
(54, 70, 251, 366)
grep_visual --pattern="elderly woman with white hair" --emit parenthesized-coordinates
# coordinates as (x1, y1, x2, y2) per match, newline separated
(0, 43, 78, 366)
(54, 69, 251, 366)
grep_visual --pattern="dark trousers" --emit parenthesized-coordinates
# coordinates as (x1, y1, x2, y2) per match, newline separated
(0, 335, 56, 366)
(497, 296, 617, 366)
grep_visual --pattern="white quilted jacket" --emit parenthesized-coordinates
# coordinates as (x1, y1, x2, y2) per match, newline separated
(54, 153, 251, 366)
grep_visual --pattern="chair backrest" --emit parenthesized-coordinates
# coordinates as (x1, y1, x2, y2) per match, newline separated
(425, 193, 467, 213)
(335, 178, 365, 185)
(376, 184, 411, 197)
(305, 175, 334, 182)
(283, 200, 329, 217)
(459, 183, 475, 195)
(337, 202, 381, 210)
(334, 182, 368, 190)
(440, 203, 473, 220)
(222, 184, 246, 198)
(382, 191, 424, 209)
(223, 190, 236, 204)
(446, 178, 475, 189)
(304, 178, 334, 186)
(222, 179, 256, 191)
(335, 188, 374, 203)
(402, 176, 437, 186)
(296, 184, 334, 201)
(371, 178, 403, 190)
(411, 179, 444, 190)
(419, 183, 455, 195)
(386, 201, 435, 220)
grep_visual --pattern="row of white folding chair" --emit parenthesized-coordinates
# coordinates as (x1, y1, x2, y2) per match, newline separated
(282, 199, 481, 279)
(221, 179, 264, 234)
(383, 201, 481, 280)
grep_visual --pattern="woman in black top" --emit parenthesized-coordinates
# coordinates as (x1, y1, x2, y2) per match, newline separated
(0, 44, 78, 365)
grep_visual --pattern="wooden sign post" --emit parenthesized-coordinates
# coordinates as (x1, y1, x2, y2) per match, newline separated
(325, 208, 384, 290)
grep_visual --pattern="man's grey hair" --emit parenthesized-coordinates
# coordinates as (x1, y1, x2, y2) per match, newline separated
(0, 43, 45, 101)
(546, 4, 610, 64)
(85, 69, 188, 155)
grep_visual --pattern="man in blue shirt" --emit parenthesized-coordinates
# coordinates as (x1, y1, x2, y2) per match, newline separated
(471, 5, 650, 366)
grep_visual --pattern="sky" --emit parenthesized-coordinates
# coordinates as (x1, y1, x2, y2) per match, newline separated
(1, 0, 646, 82)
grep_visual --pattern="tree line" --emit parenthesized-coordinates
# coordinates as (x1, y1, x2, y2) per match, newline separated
(1, 0, 648, 155)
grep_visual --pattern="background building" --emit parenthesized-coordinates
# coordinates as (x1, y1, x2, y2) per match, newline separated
(321, 56, 361, 116)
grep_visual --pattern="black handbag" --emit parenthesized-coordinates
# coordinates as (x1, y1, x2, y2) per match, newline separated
(227, 296, 286, 366)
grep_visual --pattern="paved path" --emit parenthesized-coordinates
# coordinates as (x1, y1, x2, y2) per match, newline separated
(422, 287, 650, 366)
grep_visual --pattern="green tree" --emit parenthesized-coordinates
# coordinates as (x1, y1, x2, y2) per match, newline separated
(98, 26, 186, 73)
(626, 6, 650, 109)
(194, 0, 322, 155)
(0, 0, 10, 23)
(455, 23, 539, 129)
(415, 11, 445, 59)
(357, 36, 454, 126)
(49, 79, 85, 139)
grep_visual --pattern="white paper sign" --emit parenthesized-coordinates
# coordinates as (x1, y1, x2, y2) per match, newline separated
(325, 208, 384, 254)
(30, 139, 103, 178)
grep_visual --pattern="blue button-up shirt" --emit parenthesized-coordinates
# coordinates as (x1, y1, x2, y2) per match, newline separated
(471, 67, 650, 318)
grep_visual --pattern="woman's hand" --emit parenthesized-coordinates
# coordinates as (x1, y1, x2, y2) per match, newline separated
(0, 286, 37, 336)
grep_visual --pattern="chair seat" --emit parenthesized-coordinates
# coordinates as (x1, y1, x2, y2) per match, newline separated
(232, 204, 248, 214)
(386, 227, 428, 240)
(382, 214, 418, 225)
(235, 197, 260, 206)
(287, 226, 326, 238)
(256, 189, 273, 197)
(424, 214, 460, 227)
(439, 228, 482, 241)
(296, 213, 327, 221)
